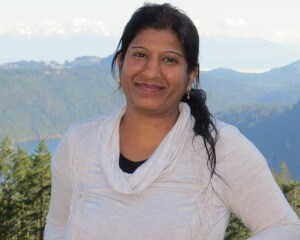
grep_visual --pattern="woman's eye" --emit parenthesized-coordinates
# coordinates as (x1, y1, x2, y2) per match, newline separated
(164, 57, 177, 63)
(134, 53, 146, 58)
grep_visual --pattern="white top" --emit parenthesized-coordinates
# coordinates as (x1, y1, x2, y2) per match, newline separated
(45, 103, 300, 240)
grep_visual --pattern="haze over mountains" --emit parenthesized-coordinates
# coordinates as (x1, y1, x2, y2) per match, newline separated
(1, 56, 299, 178)
(2, 34, 300, 71)
(216, 103, 300, 179)
(201, 60, 300, 112)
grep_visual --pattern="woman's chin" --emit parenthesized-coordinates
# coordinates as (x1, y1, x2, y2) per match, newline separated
(127, 100, 166, 114)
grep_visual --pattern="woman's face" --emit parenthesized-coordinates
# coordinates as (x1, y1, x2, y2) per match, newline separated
(118, 28, 198, 116)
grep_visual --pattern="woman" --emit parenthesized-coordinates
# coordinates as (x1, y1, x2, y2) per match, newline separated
(45, 3, 300, 239)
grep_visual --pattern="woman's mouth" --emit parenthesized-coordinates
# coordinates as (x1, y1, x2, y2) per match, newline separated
(135, 83, 165, 93)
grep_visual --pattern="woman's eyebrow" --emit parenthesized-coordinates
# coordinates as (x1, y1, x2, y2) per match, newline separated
(129, 46, 147, 50)
(129, 46, 183, 57)
(165, 51, 183, 58)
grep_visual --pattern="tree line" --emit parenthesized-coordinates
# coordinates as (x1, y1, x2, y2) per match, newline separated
(0, 137, 50, 240)
(0, 137, 299, 239)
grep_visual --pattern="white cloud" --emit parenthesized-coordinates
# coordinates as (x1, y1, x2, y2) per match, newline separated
(68, 18, 111, 36)
(0, 22, 4, 34)
(192, 18, 219, 38)
(224, 19, 247, 28)
(272, 30, 300, 43)
(0, 22, 10, 35)
(275, 31, 285, 37)
(92, 21, 110, 36)
(72, 17, 90, 27)
(16, 23, 39, 37)
(1, 17, 299, 44)
(0, 18, 111, 37)
(43, 28, 66, 36)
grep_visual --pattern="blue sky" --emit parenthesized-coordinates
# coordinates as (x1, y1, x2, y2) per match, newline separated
(1, 0, 300, 71)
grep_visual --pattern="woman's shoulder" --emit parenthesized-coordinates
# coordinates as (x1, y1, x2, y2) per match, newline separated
(64, 109, 121, 141)
(213, 119, 268, 187)
(214, 119, 253, 146)
(214, 118, 264, 160)
(214, 119, 238, 133)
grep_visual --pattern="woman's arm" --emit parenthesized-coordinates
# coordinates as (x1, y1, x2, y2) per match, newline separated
(227, 164, 300, 239)
(44, 129, 73, 239)
(216, 125, 300, 239)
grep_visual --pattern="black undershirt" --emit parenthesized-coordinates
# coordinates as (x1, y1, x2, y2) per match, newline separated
(119, 154, 147, 174)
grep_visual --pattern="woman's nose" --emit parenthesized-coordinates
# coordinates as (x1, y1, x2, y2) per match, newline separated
(141, 58, 162, 79)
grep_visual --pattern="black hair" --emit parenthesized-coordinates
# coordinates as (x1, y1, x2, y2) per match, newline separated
(111, 3, 219, 177)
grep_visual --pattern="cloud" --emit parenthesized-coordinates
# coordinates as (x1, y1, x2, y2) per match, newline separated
(0, 18, 111, 37)
(42, 20, 65, 36)
(272, 30, 300, 43)
(68, 18, 111, 36)
(72, 17, 90, 27)
(15, 23, 39, 37)
(16, 28, 36, 36)
(224, 19, 247, 28)
(0, 22, 8, 35)
(92, 21, 110, 36)
(192, 18, 219, 38)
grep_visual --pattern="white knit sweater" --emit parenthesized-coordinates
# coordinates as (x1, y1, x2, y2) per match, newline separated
(45, 103, 300, 239)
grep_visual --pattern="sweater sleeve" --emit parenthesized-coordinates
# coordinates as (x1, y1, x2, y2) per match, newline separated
(44, 129, 73, 239)
(215, 125, 300, 239)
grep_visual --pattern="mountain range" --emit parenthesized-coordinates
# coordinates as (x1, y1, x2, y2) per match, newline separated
(216, 103, 300, 179)
(1, 55, 299, 139)
(1, 56, 299, 178)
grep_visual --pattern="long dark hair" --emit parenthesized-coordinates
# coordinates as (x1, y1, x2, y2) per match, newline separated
(111, 3, 219, 177)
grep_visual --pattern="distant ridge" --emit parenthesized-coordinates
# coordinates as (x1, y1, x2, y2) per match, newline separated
(1, 57, 299, 141)
(200, 59, 300, 112)
(1, 57, 300, 179)
(217, 102, 300, 179)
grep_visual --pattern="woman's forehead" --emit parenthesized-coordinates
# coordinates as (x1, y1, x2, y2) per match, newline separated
(128, 28, 184, 53)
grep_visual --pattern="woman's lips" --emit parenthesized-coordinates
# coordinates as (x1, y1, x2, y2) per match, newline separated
(135, 83, 165, 92)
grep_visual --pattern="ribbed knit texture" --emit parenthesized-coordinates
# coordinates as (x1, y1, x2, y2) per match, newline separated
(45, 104, 300, 240)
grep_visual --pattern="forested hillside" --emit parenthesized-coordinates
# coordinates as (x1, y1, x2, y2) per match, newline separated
(201, 60, 300, 111)
(1, 57, 300, 141)
(217, 102, 300, 179)
(0, 57, 122, 141)
(1, 57, 300, 178)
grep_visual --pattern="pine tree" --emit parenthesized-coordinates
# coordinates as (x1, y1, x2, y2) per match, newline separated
(11, 147, 33, 239)
(30, 139, 52, 240)
(0, 136, 15, 239)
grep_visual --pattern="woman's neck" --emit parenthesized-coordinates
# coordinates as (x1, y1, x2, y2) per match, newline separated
(119, 107, 180, 161)
(121, 107, 180, 134)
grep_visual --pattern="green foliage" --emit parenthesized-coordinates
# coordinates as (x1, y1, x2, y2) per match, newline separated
(0, 136, 15, 240)
(225, 214, 251, 240)
(274, 161, 300, 216)
(11, 147, 34, 239)
(30, 140, 52, 239)
(0, 137, 51, 240)
(0, 59, 121, 142)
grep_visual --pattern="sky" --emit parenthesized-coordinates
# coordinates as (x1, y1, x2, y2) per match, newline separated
(0, 0, 300, 71)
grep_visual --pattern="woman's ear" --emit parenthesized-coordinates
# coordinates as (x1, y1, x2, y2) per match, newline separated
(117, 54, 123, 72)
(187, 67, 199, 92)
